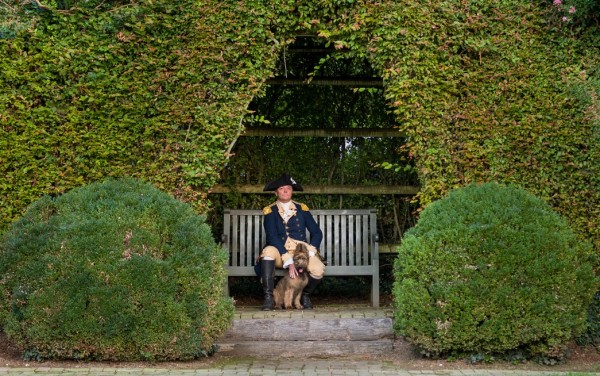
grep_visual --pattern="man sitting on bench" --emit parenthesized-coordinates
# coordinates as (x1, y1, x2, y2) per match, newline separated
(256, 173, 325, 311)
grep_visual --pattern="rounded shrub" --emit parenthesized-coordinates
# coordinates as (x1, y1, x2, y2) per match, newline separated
(0, 178, 234, 361)
(393, 182, 597, 361)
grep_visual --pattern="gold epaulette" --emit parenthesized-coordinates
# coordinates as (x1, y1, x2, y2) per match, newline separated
(262, 206, 272, 215)
(299, 202, 310, 211)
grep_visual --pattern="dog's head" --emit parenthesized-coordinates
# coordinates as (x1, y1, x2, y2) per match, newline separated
(293, 244, 309, 273)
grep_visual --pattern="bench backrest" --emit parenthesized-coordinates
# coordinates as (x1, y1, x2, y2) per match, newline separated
(222, 209, 379, 274)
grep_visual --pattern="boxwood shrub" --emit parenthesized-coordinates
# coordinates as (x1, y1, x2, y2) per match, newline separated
(0, 177, 234, 361)
(393, 182, 597, 362)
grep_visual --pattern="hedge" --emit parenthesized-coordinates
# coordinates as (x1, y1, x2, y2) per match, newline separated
(0, 0, 597, 252)
(0, 177, 233, 361)
(393, 182, 597, 361)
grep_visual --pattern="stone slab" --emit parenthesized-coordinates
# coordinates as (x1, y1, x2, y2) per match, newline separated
(221, 317, 393, 341)
(216, 339, 395, 357)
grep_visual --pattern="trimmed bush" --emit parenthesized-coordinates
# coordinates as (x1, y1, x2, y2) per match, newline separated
(0, 177, 234, 361)
(393, 182, 597, 361)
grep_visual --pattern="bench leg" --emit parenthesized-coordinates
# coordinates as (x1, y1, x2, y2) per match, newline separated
(372, 274, 380, 308)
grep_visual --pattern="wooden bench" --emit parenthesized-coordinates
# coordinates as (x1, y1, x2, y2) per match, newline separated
(222, 208, 380, 307)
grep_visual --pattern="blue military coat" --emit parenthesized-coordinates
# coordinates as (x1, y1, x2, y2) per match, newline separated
(263, 201, 323, 255)
(254, 201, 322, 276)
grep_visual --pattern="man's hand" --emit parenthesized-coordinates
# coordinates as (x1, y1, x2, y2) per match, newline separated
(288, 263, 298, 279)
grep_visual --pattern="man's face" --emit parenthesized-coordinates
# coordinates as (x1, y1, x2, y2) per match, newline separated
(275, 185, 293, 203)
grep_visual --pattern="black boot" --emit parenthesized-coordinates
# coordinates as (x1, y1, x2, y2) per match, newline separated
(260, 259, 275, 311)
(300, 276, 322, 310)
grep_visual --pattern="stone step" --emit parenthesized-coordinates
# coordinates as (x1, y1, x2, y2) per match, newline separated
(216, 307, 396, 357)
(221, 317, 394, 341)
(217, 340, 394, 357)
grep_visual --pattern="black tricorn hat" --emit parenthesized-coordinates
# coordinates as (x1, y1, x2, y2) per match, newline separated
(263, 173, 303, 192)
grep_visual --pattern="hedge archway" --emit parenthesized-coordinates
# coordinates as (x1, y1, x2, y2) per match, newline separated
(0, 0, 597, 255)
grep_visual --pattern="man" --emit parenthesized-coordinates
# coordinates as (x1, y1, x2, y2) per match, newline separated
(257, 173, 325, 311)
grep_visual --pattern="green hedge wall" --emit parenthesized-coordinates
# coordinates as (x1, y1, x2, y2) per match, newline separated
(1, 0, 598, 255)
(0, 0, 280, 224)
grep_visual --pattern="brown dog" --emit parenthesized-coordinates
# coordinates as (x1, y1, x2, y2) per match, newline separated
(273, 243, 309, 309)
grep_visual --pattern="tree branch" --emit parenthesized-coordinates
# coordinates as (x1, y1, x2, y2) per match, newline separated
(1, 0, 16, 11)
(20, 0, 51, 11)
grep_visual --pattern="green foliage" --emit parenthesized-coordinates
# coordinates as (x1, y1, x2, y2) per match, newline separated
(2, 1, 598, 352)
(358, 0, 599, 253)
(0, 0, 598, 285)
(0, 0, 281, 230)
(393, 182, 598, 361)
(576, 291, 600, 347)
(0, 177, 233, 361)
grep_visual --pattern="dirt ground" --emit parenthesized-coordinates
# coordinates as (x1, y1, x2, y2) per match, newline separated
(2, 324, 600, 373)
(1, 331, 599, 372)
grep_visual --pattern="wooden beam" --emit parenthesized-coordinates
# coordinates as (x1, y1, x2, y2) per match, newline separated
(379, 244, 400, 254)
(266, 77, 383, 87)
(210, 184, 419, 195)
(286, 48, 347, 53)
(242, 127, 404, 138)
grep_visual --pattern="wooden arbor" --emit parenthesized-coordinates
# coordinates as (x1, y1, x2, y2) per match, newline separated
(212, 52, 418, 252)
(212, 65, 420, 196)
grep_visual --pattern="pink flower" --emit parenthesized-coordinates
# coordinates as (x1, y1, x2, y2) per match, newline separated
(553, 0, 561, 5)
(568, 6, 576, 13)
(562, 16, 569, 21)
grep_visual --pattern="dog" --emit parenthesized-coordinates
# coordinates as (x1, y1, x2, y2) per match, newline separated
(273, 243, 310, 309)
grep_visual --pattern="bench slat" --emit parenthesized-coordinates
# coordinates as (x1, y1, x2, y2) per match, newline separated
(362, 215, 369, 266)
(239, 216, 246, 269)
(341, 215, 347, 266)
(252, 215, 260, 267)
(232, 214, 239, 267)
(348, 215, 355, 267)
